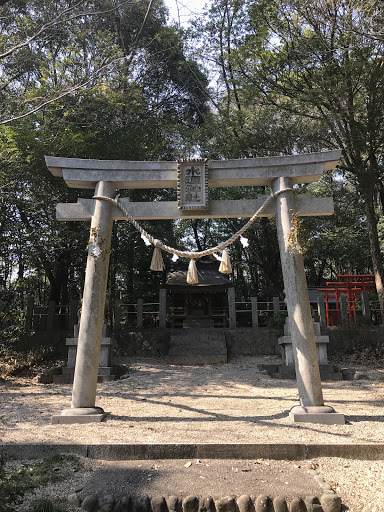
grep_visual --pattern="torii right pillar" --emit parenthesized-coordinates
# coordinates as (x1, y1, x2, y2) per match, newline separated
(272, 177, 345, 424)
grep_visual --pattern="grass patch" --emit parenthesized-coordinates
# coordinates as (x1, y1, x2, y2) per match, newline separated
(0, 453, 84, 512)
(0, 344, 62, 380)
(28, 497, 64, 512)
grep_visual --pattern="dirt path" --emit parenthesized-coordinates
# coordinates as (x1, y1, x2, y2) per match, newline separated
(1, 356, 384, 511)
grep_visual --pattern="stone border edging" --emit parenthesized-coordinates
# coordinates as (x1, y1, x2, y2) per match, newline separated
(3, 443, 384, 461)
(68, 492, 342, 512)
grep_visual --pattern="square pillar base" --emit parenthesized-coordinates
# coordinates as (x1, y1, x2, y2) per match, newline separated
(289, 405, 345, 425)
(51, 408, 109, 424)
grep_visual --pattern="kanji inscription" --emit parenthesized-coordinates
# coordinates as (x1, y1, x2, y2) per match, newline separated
(177, 159, 208, 210)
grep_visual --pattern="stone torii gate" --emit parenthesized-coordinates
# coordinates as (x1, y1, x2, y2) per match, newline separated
(46, 150, 345, 425)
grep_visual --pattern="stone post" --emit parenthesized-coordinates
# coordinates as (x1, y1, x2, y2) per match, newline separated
(272, 177, 343, 423)
(60, 181, 115, 421)
(339, 294, 349, 326)
(159, 288, 167, 329)
(69, 299, 78, 332)
(137, 299, 143, 328)
(26, 295, 34, 331)
(227, 288, 236, 328)
(251, 297, 259, 328)
(273, 296, 280, 314)
(317, 295, 327, 329)
(361, 291, 371, 321)
(47, 300, 55, 331)
(114, 292, 122, 332)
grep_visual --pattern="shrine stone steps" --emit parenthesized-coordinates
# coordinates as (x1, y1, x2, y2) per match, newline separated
(168, 330, 227, 365)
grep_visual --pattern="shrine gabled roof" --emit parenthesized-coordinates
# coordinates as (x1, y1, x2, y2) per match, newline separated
(166, 269, 231, 289)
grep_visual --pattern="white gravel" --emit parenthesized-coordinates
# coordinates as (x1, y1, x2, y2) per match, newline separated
(1, 356, 384, 511)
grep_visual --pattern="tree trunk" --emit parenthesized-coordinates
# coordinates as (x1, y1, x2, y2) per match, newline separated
(48, 249, 71, 304)
(364, 191, 384, 315)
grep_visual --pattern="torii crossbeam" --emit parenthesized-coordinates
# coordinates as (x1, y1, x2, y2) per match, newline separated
(46, 150, 345, 425)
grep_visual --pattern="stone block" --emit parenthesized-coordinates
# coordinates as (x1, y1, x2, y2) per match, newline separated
(52, 375, 73, 384)
(272, 497, 288, 512)
(51, 412, 108, 424)
(320, 493, 342, 512)
(289, 498, 306, 512)
(167, 496, 182, 512)
(81, 494, 99, 511)
(98, 494, 115, 512)
(151, 497, 168, 512)
(62, 367, 75, 377)
(254, 495, 273, 512)
(168, 332, 227, 365)
(182, 496, 199, 512)
(114, 496, 131, 512)
(215, 497, 236, 512)
(290, 411, 345, 425)
(199, 497, 216, 512)
(36, 374, 53, 384)
(68, 493, 81, 507)
(133, 497, 150, 512)
(66, 336, 114, 368)
(237, 495, 254, 512)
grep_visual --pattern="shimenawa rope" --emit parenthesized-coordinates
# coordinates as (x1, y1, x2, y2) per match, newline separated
(92, 188, 293, 283)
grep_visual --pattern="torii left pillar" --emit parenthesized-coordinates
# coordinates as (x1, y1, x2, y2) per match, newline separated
(52, 181, 115, 423)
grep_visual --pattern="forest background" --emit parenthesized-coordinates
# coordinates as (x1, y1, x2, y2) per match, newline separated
(1, 0, 384, 354)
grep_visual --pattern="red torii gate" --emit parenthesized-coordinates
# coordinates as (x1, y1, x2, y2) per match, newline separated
(318, 274, 376, 326)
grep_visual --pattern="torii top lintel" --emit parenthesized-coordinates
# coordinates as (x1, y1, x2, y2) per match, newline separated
(45, 150, 341, 190)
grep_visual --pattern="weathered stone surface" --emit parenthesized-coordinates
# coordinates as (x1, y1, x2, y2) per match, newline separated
(254, 495, 273, 512)
(309, 506, 323, 512)
(114, 496, 131, 512)
(133, 497, 151, 512)
(151, 496, 168, 512)
(81, 494, 99, 511)
(68, 493, 81, 507)
(320, 493, 342, 512)
(215, 497, 237, 512)
(168, 332, 227, 365)
(225, 329, 280, 357)
(272, 177, 325, 410)
(182, 496, 199, 512)
(199, 497, 216, 512)
(167, 496, 182, 512)
(46, 150, 341, 190)
(304, 496, 321, 512)
(114, 328, 284, 358)
(314, 475, 333, 491)
(98, 493, 115, 512)
(272, 496, 288, 512)
(289, 497, 307, 512)
(237, 495, 254, 512)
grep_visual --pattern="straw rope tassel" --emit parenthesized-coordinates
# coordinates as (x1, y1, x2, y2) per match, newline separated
(92, 189, 293, 282)
(150, 246, 164, 271)
(187, 259, 199, 284)
(219, 249, 232, 274)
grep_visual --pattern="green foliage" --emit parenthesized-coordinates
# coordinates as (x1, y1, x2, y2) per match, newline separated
(29, 498, 63, 512)
(0, 454, 84, 512)
(0, 0, 210, 311)
(1, 0, 383, 322)
(0, 344, 57, 379)
(267, 312, 288, 331)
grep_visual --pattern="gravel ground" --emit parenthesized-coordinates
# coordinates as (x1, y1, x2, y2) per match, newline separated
(1, 355, 384, 511)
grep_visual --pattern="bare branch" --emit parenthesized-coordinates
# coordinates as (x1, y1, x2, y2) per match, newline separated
(0, 0, 136, 61)
(0, 0, 155, 125)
